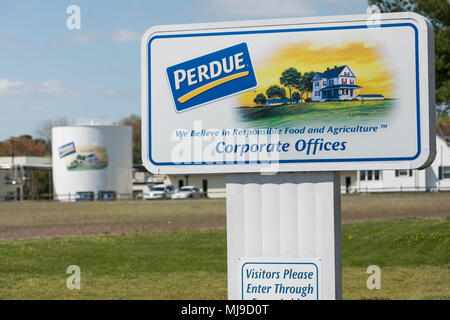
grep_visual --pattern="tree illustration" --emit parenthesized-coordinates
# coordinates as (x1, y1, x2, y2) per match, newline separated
(253, 93, 267, 106)
(295, 71, 315, 101)
(300, 71, 315, 101)
(266, 85, 286, 99)
(280, 67, 301, 101)
(292, 91, 301, 103)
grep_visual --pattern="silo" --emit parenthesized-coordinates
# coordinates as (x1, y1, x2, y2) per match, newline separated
(52, 125, 132, 201)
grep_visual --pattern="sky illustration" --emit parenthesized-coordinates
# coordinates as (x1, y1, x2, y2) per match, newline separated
(239, 41, 393, 106)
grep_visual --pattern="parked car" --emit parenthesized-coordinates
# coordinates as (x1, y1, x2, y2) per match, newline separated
(97, 190, 117, 201)
(171, 186, 203, 199)
(75, 191, 94, 201)
(144, 184, 175, 200)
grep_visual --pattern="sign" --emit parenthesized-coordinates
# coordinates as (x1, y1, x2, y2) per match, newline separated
(141, 12, 435, 174)
(58, 142, 76, 159)
(239, 258, 321, 300)
(166, 42, 257, 112)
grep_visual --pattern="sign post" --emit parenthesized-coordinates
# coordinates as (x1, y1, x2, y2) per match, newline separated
(141, 12, 435, 300)
(226, 172, 341, 299)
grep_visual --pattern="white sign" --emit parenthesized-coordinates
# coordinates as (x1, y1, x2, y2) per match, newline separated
(239, 258, 321, 300)
(141, 12, 435, 174)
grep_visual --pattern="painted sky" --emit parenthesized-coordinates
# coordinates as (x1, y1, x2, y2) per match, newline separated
(0, 0, 369, 140)
(239, 41, 394, 106)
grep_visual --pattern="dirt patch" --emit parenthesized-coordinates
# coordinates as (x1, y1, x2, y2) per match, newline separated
(341, 193, 450, 221)
(1, 193, 449, 240)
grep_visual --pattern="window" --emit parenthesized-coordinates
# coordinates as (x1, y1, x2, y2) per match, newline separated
(329, 79, 334, 86)
(360, 170, 381, 181)
(395, 169, 413, 177)
(322, 80, 326, 86)
(360, 171, 366, 180)
(439, 166, 450, 179)
(343, 89, 348, 95)
(374, 170, 380, 180)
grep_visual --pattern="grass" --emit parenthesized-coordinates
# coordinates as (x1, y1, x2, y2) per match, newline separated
(0, 228, 228, 299)
(236, 100, 394, 127)
(0, 218, 448, 299)
(0, 199, 226, 240)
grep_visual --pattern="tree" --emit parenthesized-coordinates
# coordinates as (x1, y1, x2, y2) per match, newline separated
(35, 117, 71, 154)
(298, 71, 315, 101)
(266, 85, 286, 99)
(253, 93, 267, 106)
(369, 0, 450, 112)
(292, 91, 301, 103)
(120, 115, 141, 164)
(0, 135, 47, 157)
(280, 67, 302, 101)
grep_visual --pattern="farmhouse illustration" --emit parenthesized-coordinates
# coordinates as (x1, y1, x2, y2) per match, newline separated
(311, 65, 384, 102)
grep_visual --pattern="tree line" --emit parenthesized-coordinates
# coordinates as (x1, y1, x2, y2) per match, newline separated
(369, 0, 449, 114)
(0, 115, 142, 163)
(253, 67, 315, 106)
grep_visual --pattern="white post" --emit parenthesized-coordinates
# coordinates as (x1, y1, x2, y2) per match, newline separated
(226, 172, 342, 300)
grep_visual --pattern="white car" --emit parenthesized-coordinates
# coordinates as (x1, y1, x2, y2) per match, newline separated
(171, 186, 203, 199)
(144, 184, 175, 200)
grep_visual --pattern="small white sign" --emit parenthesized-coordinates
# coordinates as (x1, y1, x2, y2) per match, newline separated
(239, 258, 321, 300)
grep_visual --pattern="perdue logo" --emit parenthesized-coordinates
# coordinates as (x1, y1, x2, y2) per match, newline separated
(166, 42, 257, 112)
(58, 142, 76, 159)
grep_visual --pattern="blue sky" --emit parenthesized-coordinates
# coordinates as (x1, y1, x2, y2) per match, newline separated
(0, 0, 369, 140)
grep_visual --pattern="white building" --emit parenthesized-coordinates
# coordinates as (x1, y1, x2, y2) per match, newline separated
(52, 125, 133, 201)
(166, 174, 226, 198)
(426, 134, 450, 190)
(163, 135, 450, 197)
(132, 168, 167, 198)
(311, 65, 361, 102)
(349, 135, 450, 193)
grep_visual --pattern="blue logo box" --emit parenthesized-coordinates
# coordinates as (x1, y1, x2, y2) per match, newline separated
(166, 42, 257, 112)
(58, 142, 76, 159)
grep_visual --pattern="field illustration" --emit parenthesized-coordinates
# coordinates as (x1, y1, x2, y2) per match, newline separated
(237, 100, 395, 127)
(64, 146, 109, 171)
(236, 41, 395, 127)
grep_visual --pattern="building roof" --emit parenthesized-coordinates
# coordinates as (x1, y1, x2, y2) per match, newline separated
(323, 66, 347, 78)
(315, 65, 355, 79)
(0, 156, 52, 169)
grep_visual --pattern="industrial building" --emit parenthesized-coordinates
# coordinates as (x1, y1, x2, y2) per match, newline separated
(1, 134, 449, 201)
(153, 134, 450, 197)
(52, 125, 133, 201)
(0, 156, 52, 200)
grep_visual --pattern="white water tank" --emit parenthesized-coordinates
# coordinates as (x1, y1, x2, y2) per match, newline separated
(52, 125, 132, 201)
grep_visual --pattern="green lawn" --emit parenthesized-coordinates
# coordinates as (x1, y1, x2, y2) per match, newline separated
(0, 218, 448, 299)
(237, 100, 394, 127)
